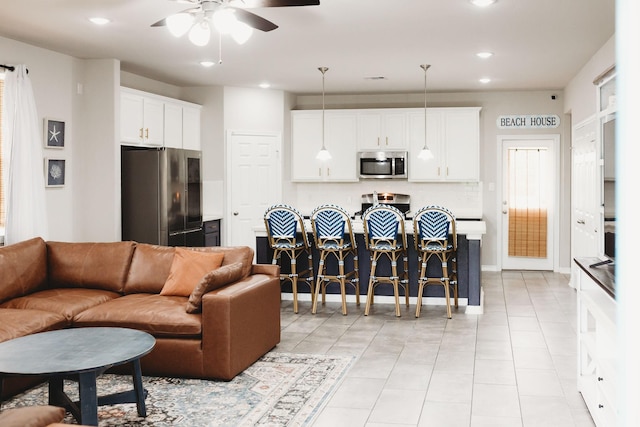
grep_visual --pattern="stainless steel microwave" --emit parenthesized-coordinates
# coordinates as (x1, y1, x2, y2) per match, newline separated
(358, 151, 407, 179)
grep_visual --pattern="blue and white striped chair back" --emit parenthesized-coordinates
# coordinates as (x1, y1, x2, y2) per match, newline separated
(362, 205, 406, 250)
(264, 204, 309, 248)
(413, 205, 456, 250)
(418, 211, 450, 240)
(315, 209, 346, 239)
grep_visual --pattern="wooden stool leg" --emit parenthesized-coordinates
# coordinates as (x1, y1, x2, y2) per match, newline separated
(442, 257, 452, 319)
(353, 253, 360, 306)
(392, 256, 401, 317)
(339, 256, 347, 315)
(290, 253, 299, 314)
(416, 253, 428, 317)
(364, 253, 378, 316)
(312, 251, 326, 314)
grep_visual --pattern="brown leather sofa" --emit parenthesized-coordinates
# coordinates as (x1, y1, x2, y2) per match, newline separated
(0, 237, 281, 400)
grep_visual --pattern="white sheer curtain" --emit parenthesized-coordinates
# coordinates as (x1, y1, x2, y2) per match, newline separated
(1, 65, 48, 244)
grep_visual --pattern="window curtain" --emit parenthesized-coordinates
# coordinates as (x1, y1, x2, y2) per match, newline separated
(1, 65, 48, 245)
(507, 148, 547, 258)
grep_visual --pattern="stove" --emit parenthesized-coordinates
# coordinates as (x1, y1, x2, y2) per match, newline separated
(359, 192, 411, 216)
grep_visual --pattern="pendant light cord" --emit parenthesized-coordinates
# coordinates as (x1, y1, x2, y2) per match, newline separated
(319, 67, 328, 150)
(421, 64, 431, 148)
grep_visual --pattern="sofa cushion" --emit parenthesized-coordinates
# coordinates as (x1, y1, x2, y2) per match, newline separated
(190, 246, 254, 279)
(1, 288, 121, 322)
(0, 237, 48, 304)
(124, 245, 254, 295)
(46, 241, 135, 293)
(73, 294, 202, 338)
(186, 262, 245, 314)
(124, 244, 175, 295)
(0, 405, 65, 427)
(160, 248, 224, 297)
(0, 308, 67, 343)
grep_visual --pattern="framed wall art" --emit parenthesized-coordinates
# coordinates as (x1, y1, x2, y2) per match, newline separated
(44, 118, 65, 148)
(45, 158, 66, 187)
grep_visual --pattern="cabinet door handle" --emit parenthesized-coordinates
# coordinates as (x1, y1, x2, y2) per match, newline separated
(327, 168, 330, 176)
(377, 137, 380, 146)
(437, 167, 441, 176)
(318, 168, 321, 177)
(385, 136, 389, 146)
(139, 128, 143, 139)
(446, 167, 449, 176)
(145, 128, 149, 139)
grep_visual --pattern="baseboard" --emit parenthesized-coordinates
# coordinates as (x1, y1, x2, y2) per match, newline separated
(281, 292, 470, 307)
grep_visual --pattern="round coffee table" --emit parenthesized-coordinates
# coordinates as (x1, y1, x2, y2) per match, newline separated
(0, 327, 155, 426)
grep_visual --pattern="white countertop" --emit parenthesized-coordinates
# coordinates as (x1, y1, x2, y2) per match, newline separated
(254, 218, 486, 240)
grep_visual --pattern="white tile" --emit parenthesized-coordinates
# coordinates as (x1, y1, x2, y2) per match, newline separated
(474, 359, 516, 385)
(419, 401, 471, 427)
(327, 377, 386, 410)
(516, 369, 564, 397)
(520, 395, 574, 427)
(312, 406, 370, 427)
(471, 415, 523, 426)
(425, 372, 474, 403)
(368, 388, 427, 424)
(471, 383, 521, 418)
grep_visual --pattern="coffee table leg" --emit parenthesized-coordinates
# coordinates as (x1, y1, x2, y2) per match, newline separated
(78, 371, 98, 426)
(132, 358, 147, 417)
(48, 377, 65, 407)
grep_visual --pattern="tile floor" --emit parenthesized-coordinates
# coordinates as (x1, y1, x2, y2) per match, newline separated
(274, 271, 595, 427)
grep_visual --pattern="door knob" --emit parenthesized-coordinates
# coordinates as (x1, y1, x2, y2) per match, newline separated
(233, 212, 239, 216)
(502, 210, 507, 214)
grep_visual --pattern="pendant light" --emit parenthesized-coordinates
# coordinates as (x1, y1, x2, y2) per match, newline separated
(315, 67, 332, 161)
(418, 64, 434, 161)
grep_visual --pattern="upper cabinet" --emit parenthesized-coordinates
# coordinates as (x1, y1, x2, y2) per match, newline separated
(408, 107, 481, 182)
(121, 91, 164, 146)
(357, 109, 412, 150)
(291, 110, 358, 182)
(291, 106, 480, 183)
(120, 88, 201, 150)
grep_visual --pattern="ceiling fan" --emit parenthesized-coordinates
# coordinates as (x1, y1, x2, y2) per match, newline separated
(152, 0, 320, 46)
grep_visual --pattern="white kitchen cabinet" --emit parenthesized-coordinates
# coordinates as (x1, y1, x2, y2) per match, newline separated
(163, 102, 183, 149)
(121, 88, 201, 149)
(291, 110, 358, 182)
(120, 90, 164, 146)
(408, 107, 481, 182)
(182, 106, 201, 150)
(357, 109, 410, 150)
(575, 258, 616, 427)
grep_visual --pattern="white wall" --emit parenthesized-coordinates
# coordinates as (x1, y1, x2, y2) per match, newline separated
(0, 35, 78, 241)
(291, 90, 568, 270)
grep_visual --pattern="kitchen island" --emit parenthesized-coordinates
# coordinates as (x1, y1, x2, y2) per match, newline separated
(254, 219, 486, 314)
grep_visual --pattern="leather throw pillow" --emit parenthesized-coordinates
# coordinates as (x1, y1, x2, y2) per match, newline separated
(160, 248, 224, 297)
(186, 262, 245, 313)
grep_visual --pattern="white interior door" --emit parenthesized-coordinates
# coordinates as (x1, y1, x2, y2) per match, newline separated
(227, 131, 281, 255)
(500, 136, 558, 270)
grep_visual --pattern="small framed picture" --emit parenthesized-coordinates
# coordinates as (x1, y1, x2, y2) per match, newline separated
(44, 118, 65, 148)
(45, 158, 66, 187)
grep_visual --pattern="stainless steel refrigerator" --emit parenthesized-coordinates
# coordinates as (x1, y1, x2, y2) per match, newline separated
(121, 146, 203, 247)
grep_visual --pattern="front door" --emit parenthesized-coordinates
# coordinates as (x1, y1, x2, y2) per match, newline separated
(227, 130, 282, 255)
(500, 136, 558, 270)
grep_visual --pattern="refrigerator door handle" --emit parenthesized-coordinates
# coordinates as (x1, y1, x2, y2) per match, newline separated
(169, 227, 202, 237)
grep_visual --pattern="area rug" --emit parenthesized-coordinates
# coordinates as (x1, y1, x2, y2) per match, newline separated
(2, 352, 354, 426)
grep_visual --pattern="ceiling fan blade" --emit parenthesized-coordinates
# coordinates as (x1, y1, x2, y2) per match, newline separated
(151, 7, 200, 27)
(233, 8, 278, 31)
(234, 0, 319, 7)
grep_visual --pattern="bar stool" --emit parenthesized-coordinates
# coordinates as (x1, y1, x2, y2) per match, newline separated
(310, 204, 360, 315)
(362, 205, 409, 317)
(413, 205, 458, 319)
(264, 204, 314, 313)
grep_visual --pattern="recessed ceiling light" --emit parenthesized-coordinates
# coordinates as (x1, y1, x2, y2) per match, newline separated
(476, 52, 494, 59)
(470, 0, 497, 7)
(89, 17, 110, 25)
(200, 61, 215, 67)
(259, 82, 271, 89)
(479, 78, 492, 84)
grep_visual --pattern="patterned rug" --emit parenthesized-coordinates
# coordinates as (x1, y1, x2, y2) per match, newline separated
(2, 352, 353, 426)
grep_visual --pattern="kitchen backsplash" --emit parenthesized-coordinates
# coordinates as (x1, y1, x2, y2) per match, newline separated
(286, 181, 483, 219)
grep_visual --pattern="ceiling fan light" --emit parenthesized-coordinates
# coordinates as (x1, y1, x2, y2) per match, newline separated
(212, 8, 238, 34)
(188, 21, 211, 46)
(231, 21, 253, 45)
(167, 13, 194, 38)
